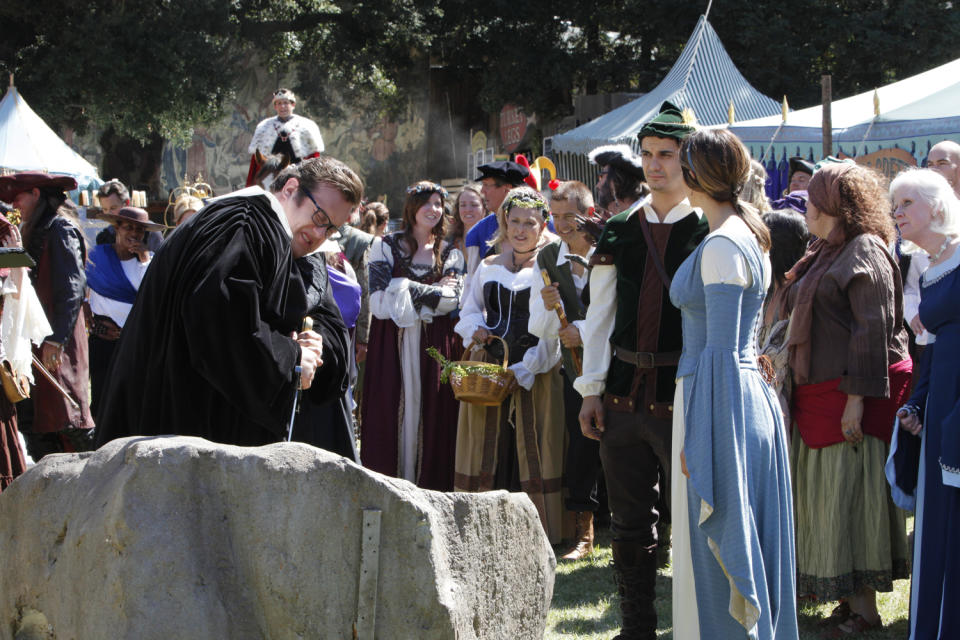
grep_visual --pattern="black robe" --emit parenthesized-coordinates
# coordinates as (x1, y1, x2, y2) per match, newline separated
(289, 254, 358, 462)
(94, 192, 348, 447)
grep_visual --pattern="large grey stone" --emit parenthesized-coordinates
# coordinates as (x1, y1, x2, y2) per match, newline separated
(0, 436, 555, 639)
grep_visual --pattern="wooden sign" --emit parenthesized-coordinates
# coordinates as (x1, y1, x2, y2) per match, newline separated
(499, 104, 527, 153)
(854, 148, 917, 180)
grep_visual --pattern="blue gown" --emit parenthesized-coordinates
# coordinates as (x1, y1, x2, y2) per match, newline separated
(887, 248, 960, 640)
(670, 228, 798, 639)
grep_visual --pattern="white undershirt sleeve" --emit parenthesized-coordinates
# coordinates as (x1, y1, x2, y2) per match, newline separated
(573, 264, 617, 398)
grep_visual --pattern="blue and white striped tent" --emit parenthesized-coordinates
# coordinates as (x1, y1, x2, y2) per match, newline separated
(549, 15, 781, 183)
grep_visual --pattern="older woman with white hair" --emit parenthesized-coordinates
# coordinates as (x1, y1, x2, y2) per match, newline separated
(887, 168, 960, 640)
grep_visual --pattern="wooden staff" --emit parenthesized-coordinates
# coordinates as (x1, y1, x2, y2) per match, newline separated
(31, 354, 80, 410)
(540, 269, 582, 376)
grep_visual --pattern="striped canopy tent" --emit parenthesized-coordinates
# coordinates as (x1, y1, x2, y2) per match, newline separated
(728, 57, 960, 199)
(0, 84, 102, 194)
(548, 15, 781, 185)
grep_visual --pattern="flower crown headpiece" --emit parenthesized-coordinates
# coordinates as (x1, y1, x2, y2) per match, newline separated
(503, 192, 548, 215)
(406, 182, 448, 199)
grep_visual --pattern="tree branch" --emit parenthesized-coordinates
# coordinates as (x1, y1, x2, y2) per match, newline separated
(237, 12, 344, 39)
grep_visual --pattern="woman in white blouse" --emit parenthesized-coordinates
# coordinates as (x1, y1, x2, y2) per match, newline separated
(453, 186, 564, 543)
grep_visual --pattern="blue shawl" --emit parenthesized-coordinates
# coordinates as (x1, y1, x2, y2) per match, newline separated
(86, 244, 138, 304)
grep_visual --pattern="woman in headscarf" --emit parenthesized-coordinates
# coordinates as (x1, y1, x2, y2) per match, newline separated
(782, 162, 911, 635)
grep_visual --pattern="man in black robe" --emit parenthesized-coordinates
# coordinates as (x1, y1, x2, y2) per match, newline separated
(94, 156, 364, 447)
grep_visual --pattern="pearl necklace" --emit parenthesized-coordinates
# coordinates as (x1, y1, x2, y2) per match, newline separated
(929, 236, 953, 263)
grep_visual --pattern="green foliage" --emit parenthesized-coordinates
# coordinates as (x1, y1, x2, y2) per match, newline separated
(1, 0, 957, 145)
(0, 0, 240, 145)
(425, 346, 503, 385)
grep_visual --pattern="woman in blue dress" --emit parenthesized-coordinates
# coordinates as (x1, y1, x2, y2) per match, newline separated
(670, 128, 798, 639)
(888, 168, 960, 639)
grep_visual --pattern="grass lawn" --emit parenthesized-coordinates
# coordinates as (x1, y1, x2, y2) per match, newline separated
(546, 528, 911, 639)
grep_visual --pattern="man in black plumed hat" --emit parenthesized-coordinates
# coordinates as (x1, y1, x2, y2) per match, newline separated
(576, 101, 709, 640)
(463, 160, 531, 274)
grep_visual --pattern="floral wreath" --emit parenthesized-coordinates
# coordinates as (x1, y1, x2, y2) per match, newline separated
(406, 182, 448, 199)
(503, 191, 548, 215)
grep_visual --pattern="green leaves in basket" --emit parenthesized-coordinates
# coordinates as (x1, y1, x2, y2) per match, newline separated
(426, 346, 506, 385)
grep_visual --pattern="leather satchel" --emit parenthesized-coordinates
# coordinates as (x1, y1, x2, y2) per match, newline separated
(0, 359, 29, 403)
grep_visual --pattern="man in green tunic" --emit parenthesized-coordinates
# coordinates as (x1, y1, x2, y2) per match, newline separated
(575, 102, 708, 640)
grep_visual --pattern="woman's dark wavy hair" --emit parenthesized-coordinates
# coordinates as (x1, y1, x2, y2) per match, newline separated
(680, 128, 771, 251)
(763, 210, 810, 290)
(400, 181, 446, 272)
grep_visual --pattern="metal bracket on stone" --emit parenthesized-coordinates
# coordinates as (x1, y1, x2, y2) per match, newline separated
(353, 508, 382, 640)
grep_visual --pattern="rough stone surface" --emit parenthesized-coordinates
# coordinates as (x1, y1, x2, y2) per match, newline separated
(0, 436, 555, 639)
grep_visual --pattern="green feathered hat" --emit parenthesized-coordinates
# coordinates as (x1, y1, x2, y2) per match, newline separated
(637, 101, 698, 143)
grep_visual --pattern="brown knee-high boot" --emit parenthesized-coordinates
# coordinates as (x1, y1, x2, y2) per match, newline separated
(560, 511, 595, 560)
(611, 540, 658, 640)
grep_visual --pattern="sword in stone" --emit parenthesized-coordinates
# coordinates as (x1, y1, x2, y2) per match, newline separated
(286, 316, 313, 442)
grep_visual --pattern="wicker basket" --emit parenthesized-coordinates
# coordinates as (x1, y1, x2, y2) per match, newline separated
(450, 336, 516, 406)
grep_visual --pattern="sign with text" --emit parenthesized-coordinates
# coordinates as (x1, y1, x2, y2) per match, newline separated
(854, 148, 917, 180)
(499, 104, 527, 153)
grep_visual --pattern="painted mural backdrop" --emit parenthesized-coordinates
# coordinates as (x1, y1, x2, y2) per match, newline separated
(160, 62, 428, 213)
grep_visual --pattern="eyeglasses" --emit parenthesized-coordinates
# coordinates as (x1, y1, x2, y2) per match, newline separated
(300, 187, 339, 236)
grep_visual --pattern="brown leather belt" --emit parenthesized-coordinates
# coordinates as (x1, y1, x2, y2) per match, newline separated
(91, 315, 122, 341)
(612, 345, 680, 368)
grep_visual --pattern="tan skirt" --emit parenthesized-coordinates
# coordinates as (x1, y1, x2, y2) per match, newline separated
(791, 429, 910, 600)
(453, 368, 565, 543)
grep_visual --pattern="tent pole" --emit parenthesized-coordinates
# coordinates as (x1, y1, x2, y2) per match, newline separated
(821, 75, 833, 158)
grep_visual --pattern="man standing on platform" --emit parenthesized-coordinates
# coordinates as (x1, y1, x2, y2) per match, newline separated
(95, 156, 362, 448)
(246, 89, 325, 187)
(575, 102, 708, 640)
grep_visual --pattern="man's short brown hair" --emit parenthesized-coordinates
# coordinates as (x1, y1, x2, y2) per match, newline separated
(98, 179, 129, 203)
(271, 156, 364, 206)
(550, 180, 594, 215)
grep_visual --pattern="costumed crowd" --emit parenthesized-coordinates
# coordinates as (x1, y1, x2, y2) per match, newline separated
(1, 87, 959, 640)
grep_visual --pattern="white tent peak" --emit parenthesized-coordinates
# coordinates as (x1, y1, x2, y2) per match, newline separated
(0, 85, 101, 189)
(551, 15, 781, 155)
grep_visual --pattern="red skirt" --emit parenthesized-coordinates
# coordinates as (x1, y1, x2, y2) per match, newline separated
(793, 358, 913, 449)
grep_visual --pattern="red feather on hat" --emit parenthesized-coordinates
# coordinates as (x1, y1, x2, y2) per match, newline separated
(514, 154, 539, 191)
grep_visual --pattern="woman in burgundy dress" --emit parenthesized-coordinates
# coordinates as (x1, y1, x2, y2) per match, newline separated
(360, 182, 464, 490)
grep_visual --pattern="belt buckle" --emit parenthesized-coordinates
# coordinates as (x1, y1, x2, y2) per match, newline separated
(635, 351, 655, 368)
